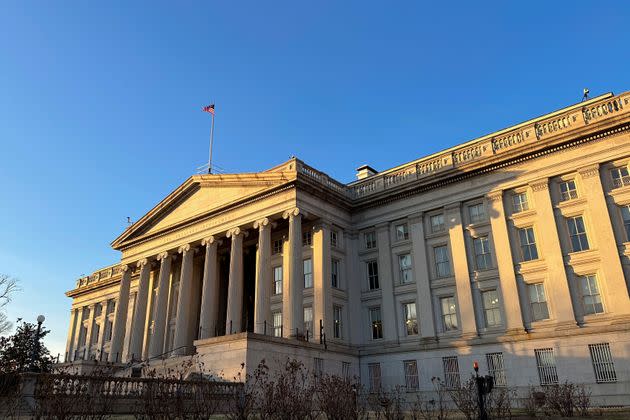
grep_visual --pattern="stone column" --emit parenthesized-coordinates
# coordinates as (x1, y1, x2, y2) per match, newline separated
(530, 178, 576, 326)
(375, 222, 398, 342)
(445, 203, 477, 337)
(129, 259, 151, 361)
(313, 221, 332, 342)
(84, 304, 97, 358)
(254, 218, 272, 334)
(71, 307, 84, 361)
(65, 308, 78, 362)
(173, 244, 195, 355)
(226, 227, 247, 334)
(148, 253, 172, 358)
(108, 265, 131, 362)
(96, 300, 109, 360)
(283, 208, 305, 337)
(487, 191, 525, 333)
(199, 236, 221, 339)
(578, 165, 630, 316)
(409, 213, 437, 339)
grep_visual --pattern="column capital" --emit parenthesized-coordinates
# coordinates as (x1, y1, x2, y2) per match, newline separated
(121, 264, 131, 273)
(530, 178, 549, 192)
(157, 251, 172, 261)
(578, 164, 601, 179)
(313, 218, 333, 231)
(227, 227, 249, 238)
(178, 244, 196, 254)
(283, 207, 307, 219)
(136, 258, 149, 268)
(253, 217, 270, 229)
(487, 190, 504, 202)
(202, 236, 222, 246)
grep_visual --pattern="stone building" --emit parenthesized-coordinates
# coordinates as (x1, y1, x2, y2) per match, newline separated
(65, 91, 630, 403)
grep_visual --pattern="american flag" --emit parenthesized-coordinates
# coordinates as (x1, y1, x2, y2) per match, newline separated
(202, 104, 215, 115)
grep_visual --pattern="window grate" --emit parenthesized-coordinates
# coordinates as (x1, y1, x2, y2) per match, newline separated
(368, 363, 381, 392)
(486, 352, 507, 387)
(589, 343, 617, 383)
(535, 348, 558, 385)
(404, 360, 419, 391)
(442, 356, 460, 388)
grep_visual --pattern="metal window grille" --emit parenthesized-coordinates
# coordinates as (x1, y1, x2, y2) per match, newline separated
(442, 356, 460, 388)
(272, 312, 282, 337)
(474, 236, 492, 270)
(399, 254, 412, 284)
(611, 167, 630, 188)
(342, 361, 351, 380)
(512, 192, 529, 212)
(559, 180, 578, 201)
(519, 227, 539, 261)
(314, 357, 324, 378)
(567, 216, 590, 252)
(303, 307, 313, 336)
(303, 259, 313, 288)
(589, 343, 617, 383)
(434, 245, 451, 277)
(368, 363, 381, 392)
(535, 348, 558, 385)
(404, 360, 419, 390)
(431, 214, 445, 232)
(469, 203, 486, 224)
(367, 260, 380, 290)
(403, 303, 418, 335)
(365, 231, 377, 249)
(486, 352, 507, 387)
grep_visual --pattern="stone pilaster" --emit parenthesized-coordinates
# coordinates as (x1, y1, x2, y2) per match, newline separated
(254, 218, 272, 334)
(199, 236, 221, 339)
(71, 307, 84, 361)
(65, 308, 77, 362)
(108, 265, 131, 362)
(129, 259, 151, 361)
(283, 208, 305, 337)
(148, 253, 172, 358)
(226, 227, 247, 334)
(375, 222, 398, 342)
(173, 244, 195, 355)
(408, 213, 437, 339)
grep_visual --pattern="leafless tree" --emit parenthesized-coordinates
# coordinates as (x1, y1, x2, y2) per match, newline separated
(410, 377, 450, 420)
(0, 274, 20, 335)
(316, 374, 366, 420)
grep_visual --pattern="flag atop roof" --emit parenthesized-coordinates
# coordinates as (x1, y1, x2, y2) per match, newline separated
(202, 104, 215, 115)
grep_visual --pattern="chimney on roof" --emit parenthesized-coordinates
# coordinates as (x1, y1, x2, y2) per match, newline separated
(356, 164, 378, 180)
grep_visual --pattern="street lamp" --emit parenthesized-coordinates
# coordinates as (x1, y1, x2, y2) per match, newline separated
(29, 315, 45, 372)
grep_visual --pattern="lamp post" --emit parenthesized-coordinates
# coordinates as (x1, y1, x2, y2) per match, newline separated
(29, 315, 45, 372)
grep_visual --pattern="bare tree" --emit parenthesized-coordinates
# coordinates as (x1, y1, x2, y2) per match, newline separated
(0, 274, 20, 335)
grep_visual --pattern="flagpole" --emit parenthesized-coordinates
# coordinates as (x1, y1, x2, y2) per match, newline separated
(208, 111, 215, 174)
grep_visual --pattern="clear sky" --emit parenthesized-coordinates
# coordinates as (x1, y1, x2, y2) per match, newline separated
(1, 1, 629, 356)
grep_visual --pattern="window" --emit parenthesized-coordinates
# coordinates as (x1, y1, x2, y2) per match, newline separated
(314, 357, 324, 378)
(369, 307, 383, 339)
(272, 311, 282, 337)
(482, 290, 502, 327)
(512, 192, 529, 213)
(519, 227, 539, 261)
(579, 274, 604, 315)
(396, 223, 409, 241)
(342, 361, 352, 380)
(365, 231, 377, 249)
(567, 216, 589, 252)
(304, 307, 313, 337)
(404, 360, 419, 390)
(431, 214, 445, 233)
(535, 348, 558, 385)
(486, 353, 507, 387)
(442, 356, 460, 388)
(333, 305, 343, 339)
(368, 363, 381, 392)
(330, 230, 339, 248)
(331, 259, 340, 288)
(559, 180, 578, 201)
(273, 239, 283, 255)
(620, 205, 630, 241)
(399, 254, 412, 284)
(440, 296, 458, 331)
(273, 266, 283, 295)
(367, 260, 379, 290)
(302, 231, 312, 246)
(473, 236, 492, 270)
(528, 283, 550, 321)
(589, 343, 617, 383)
(403, 302, 418, 336)
(469, 203, 486, 224)
(303, 259, 313, 288)
(434, 245, 451, 277)
(611, 166, 630, 188)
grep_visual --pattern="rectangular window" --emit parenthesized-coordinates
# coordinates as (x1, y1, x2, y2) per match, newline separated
(330, 230, 339, 248)
(403, 302, 418, 336)
(440, 296, 458, 331)
(559, 180, 578, 201)
(535, 348, 559, 385)
(519, 227, 539, 261)
(396, 223, 409, 241)
(314, 357, 324, 377)
(474, 236, 492, 270)
(404, 360, 419, 391)
(272, 311, 282, 337)
(302, 231, 312, 246)
(567, 216, 589, 252)
(442, 356, 460, 388)
(620, 205, 630, 241)
(342, 361, 351, 380)
(370, 307, 383, 339)
(434, 245, 451, 277)
(611, 166, 630, 188)
(431, 214, 445, 233)
(272, 239, 283, 255)
(528, 283, 550, 321)
(469, 203, 486, 224)
(512, 192, 529, 213)
(367, 260, 379, 290)
(365, 231, 377, 249)
(589, 343, 617, 383)
(399, 253, 412, 284)
(486, 352, 507, 387)
(273, 266, 283, 295)
(482, 290, 502, 327)
(303, 259, 313, 288)
(333, 305, 342, 339)
(304, 306, 313, 337)
(331, 259, 340, 288)
(368, 363, 381, 392)
(580, 274, 604, 315)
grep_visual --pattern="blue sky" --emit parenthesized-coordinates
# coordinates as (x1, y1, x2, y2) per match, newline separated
(1, 2, 629, 356)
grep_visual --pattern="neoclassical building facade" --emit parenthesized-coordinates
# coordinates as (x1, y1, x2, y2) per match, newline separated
(65, 91, 630, 403)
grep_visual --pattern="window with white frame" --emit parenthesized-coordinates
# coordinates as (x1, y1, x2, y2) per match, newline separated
(559, 179, 578, 201)
(331, 259, 340, 288)
(272, 239, 283, 255)
(469, 203, 486, 224)
(611, 166, 630, 188)
(440, 296, 458, 331)
(365, 231, 377, 249)
(404, 360, 419, 390)
(367, 260, 379, 290)
(333, 305, 342, 339)
(579, 274, 604, 315)
(589, 343, 617, 383)
(620, 205, 630, 241)
(482, 290, 502, 327)
(399, 253, 412, 284)
(486, 352, 507, 387)
(434, 245, 451, 277)
(519, 227, 539, 261)
(272, 311, 282, 337)
(370, 307, 383, 339)
(442, 356, 460, 388)
(368, 363, 381, 392)
(512, 192, 529, 213)
(403, 302, 418, 336)
(273, 266, 283, 295)
(342, 361, 351, 380)
(304, 306, 313, 337)
(535, 348, 558, 385)
(303, 259, 313, 288)
(528, 283, 550, 321)
(396, 223, 409, 241)
(474, 236, 492, 270)
(431, 214, 445, 233)
(302, 231, 312, 246)
(330, 230, 339, 248)
(567, 216, 589, 252)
